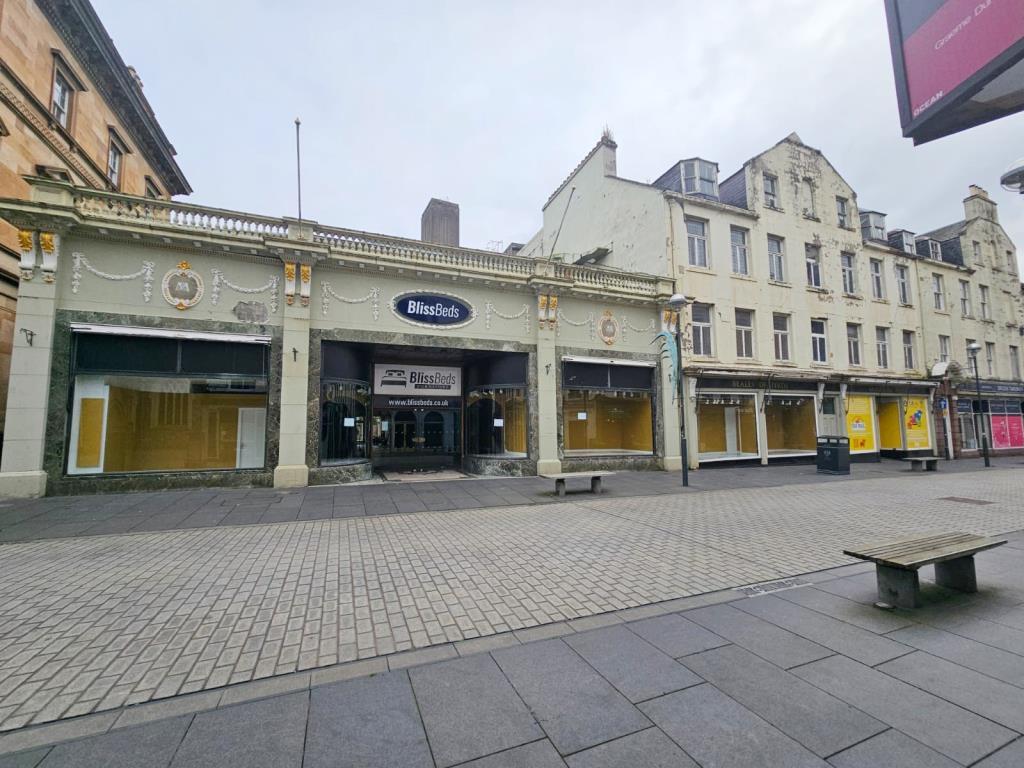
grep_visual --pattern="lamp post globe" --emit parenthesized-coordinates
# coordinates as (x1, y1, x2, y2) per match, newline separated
(966, 342, 990, 467)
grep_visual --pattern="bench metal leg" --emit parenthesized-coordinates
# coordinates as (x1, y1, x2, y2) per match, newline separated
(935, 555, 977, 593)
(591, 476, 602, 494)
(876, 565, 919, 609)
(555, 479, 566, 498)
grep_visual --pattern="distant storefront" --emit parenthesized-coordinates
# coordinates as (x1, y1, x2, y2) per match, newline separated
(949, 379, 1024, 456)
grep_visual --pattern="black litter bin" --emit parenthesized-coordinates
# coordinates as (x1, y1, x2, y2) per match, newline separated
(817, 435, 850, 475)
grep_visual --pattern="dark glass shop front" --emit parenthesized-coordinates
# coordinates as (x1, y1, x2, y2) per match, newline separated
(319, 342, 529, 472)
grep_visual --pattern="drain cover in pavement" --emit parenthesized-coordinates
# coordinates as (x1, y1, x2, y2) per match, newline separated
(734, 578, 809, 597)
(939, 496, 995, 506)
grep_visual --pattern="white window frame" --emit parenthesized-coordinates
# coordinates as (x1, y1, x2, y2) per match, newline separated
(876, 327, 890, 369)
(985, 342, 996, 377)
(763, 173, 779, 208)
(836, 196, 849, 228)
(939, 335, 951, 363)
(684, 160, 718, 197)
(932, 274, 945, 310)
(980, 285, 990, 320)
(106, 132, 126, 190)
(840, 252, 856, 294)
(51, 66, 73, 129)
(869, 259, 885, 299)
(929, 240, 941, 260)
(735, 309, 754, 359)
(902, 330, 915, 369)
(730, 227, 749, 275)
(810, 319, 827, 364)
(686, 218, 709, 268)
(895, 264, 911, 304)
(966, 339, 977, 375)
(773, 313, 791, 361)
(847, 324, 862, 366)
(1010, 345, 1021, 380)
(767, 236, 785, 282)
(691, 303, 713, 357)
(805, 244, 821, 288)
(959, 280, 972, 316)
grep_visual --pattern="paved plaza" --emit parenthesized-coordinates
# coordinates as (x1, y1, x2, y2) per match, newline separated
(0, 465, 1022, 766)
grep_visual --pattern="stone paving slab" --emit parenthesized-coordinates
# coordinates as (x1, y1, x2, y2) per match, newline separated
(1, 551, 1024, 767)
(2, 469, 1024, 734)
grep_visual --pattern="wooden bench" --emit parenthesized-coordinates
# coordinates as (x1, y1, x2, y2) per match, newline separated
(844, 532, 1007, 609)
(540, 471, 615, 497)
(901, 457, 938, 472)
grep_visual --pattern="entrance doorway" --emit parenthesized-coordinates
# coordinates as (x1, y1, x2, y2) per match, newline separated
(372, 407, 461, 470)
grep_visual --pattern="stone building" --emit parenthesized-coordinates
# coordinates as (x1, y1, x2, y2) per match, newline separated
(0, 0, 189, 442)
(0, 179, 674, 497)
(521, 133, 1023, 467)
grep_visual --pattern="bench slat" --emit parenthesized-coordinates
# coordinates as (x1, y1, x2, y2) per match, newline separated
(539, 471, 615, 480)
(844, 531, 1007, 569)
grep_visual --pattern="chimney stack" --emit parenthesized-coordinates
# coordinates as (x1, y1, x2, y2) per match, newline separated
(964, 185, 998, 223)
(421, 198, 459, 247)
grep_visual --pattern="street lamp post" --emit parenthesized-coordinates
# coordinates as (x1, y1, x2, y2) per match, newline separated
(967, 342, 991, 467)
(668, 293, 689, 487)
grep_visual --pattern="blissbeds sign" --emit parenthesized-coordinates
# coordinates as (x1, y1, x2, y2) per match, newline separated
(391, 291, 475, 328)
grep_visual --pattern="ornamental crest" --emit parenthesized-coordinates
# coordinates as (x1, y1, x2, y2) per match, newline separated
(162, 261, 204, 310)
(599, 310, 619, 346)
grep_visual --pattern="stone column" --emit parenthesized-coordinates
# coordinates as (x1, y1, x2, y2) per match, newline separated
(0, 230, 60, 497)
(535, 294, 561, 474)
(274, 261, 313, 488)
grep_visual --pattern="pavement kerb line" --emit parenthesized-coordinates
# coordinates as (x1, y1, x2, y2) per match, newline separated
(0, 556, 891, 756)
(2, 464, 1017, 546)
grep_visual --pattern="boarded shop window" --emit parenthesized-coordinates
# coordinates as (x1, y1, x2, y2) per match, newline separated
(697, 394, 758, 460)
(562, 361, 653, 455)
(764, 395, 817, 455)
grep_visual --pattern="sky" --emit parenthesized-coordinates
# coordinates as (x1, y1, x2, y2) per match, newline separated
(94, 0, 1024, 266)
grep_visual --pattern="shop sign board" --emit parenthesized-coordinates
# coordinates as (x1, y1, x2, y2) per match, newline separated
(846, 395, 877, 453)
(373, 364, 461, 397)
(372, 395, 458, 409)
(972, 380, 1024, 395)
(392, 292, 475, 328)
(905, 397, 932, 450)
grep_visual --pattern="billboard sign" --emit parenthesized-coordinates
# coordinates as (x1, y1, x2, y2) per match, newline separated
(885, 0, 1024, 143)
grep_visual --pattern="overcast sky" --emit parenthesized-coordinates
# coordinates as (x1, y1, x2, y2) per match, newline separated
(94, 0, 1024, 266)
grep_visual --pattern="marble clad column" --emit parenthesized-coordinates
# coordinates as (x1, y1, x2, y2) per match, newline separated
(535, 293, 561, 474)
(274, 262, 312, 488)
(0, 230, 59, 497)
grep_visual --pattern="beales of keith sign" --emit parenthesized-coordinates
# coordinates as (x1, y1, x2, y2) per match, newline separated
(391, 291, 474, 328)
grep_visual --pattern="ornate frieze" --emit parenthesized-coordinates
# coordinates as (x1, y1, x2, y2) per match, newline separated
(72, 253, 155, 301)
(320, 283, 381, 321)
(556, 308, 595, 339)
(210, 269, 280, 314)
(484, 301, 530, 332)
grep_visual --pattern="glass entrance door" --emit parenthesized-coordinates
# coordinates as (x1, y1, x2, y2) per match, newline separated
(371, 408, 461, 470)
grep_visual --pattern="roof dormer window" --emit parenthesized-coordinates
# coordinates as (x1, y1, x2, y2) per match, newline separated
(683, 159, 718, 198)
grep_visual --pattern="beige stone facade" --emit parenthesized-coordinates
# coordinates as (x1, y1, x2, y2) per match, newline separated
(0, 0, 189, 441)
(525, 133, 1024, 466)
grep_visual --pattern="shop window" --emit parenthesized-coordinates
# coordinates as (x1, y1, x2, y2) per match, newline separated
(321, 380, 369, 464)
(697, 393, 758, 460)
(68, 374, 268, 474)
(990, 400, 1024, 449)
(764, 395, 817, 454)
(562, 362, 653, 456)
(959, 409, 978, 450)
(467, 387, 527, 457)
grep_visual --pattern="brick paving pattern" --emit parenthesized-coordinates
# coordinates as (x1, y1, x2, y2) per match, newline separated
(0, 466, 1023, 738)
(0, 531, 1021, 766)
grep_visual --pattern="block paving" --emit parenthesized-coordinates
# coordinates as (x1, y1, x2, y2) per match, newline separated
(0, 465, 1022, 747)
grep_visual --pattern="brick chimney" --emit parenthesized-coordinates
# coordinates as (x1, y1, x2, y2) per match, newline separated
(964, 185, 998, 223)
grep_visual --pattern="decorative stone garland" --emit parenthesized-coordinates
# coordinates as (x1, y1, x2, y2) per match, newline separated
(484, 301, 530, 332)
(620, 316, 655, 343)
(556, 310, 595, 340)
(210, 269, 280, 313)
(321, 283, 381, 321)
(71, 252, 155, 302)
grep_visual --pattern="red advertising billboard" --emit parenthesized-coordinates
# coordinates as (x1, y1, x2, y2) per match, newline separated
(885, 0, 1024, 144)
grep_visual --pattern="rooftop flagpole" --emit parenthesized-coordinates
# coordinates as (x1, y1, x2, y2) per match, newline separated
(295, 118, 302, 232)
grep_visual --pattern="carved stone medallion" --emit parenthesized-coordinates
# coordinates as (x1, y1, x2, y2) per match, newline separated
(599, 310, 619, 346)
(162, 261, 204, 310)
